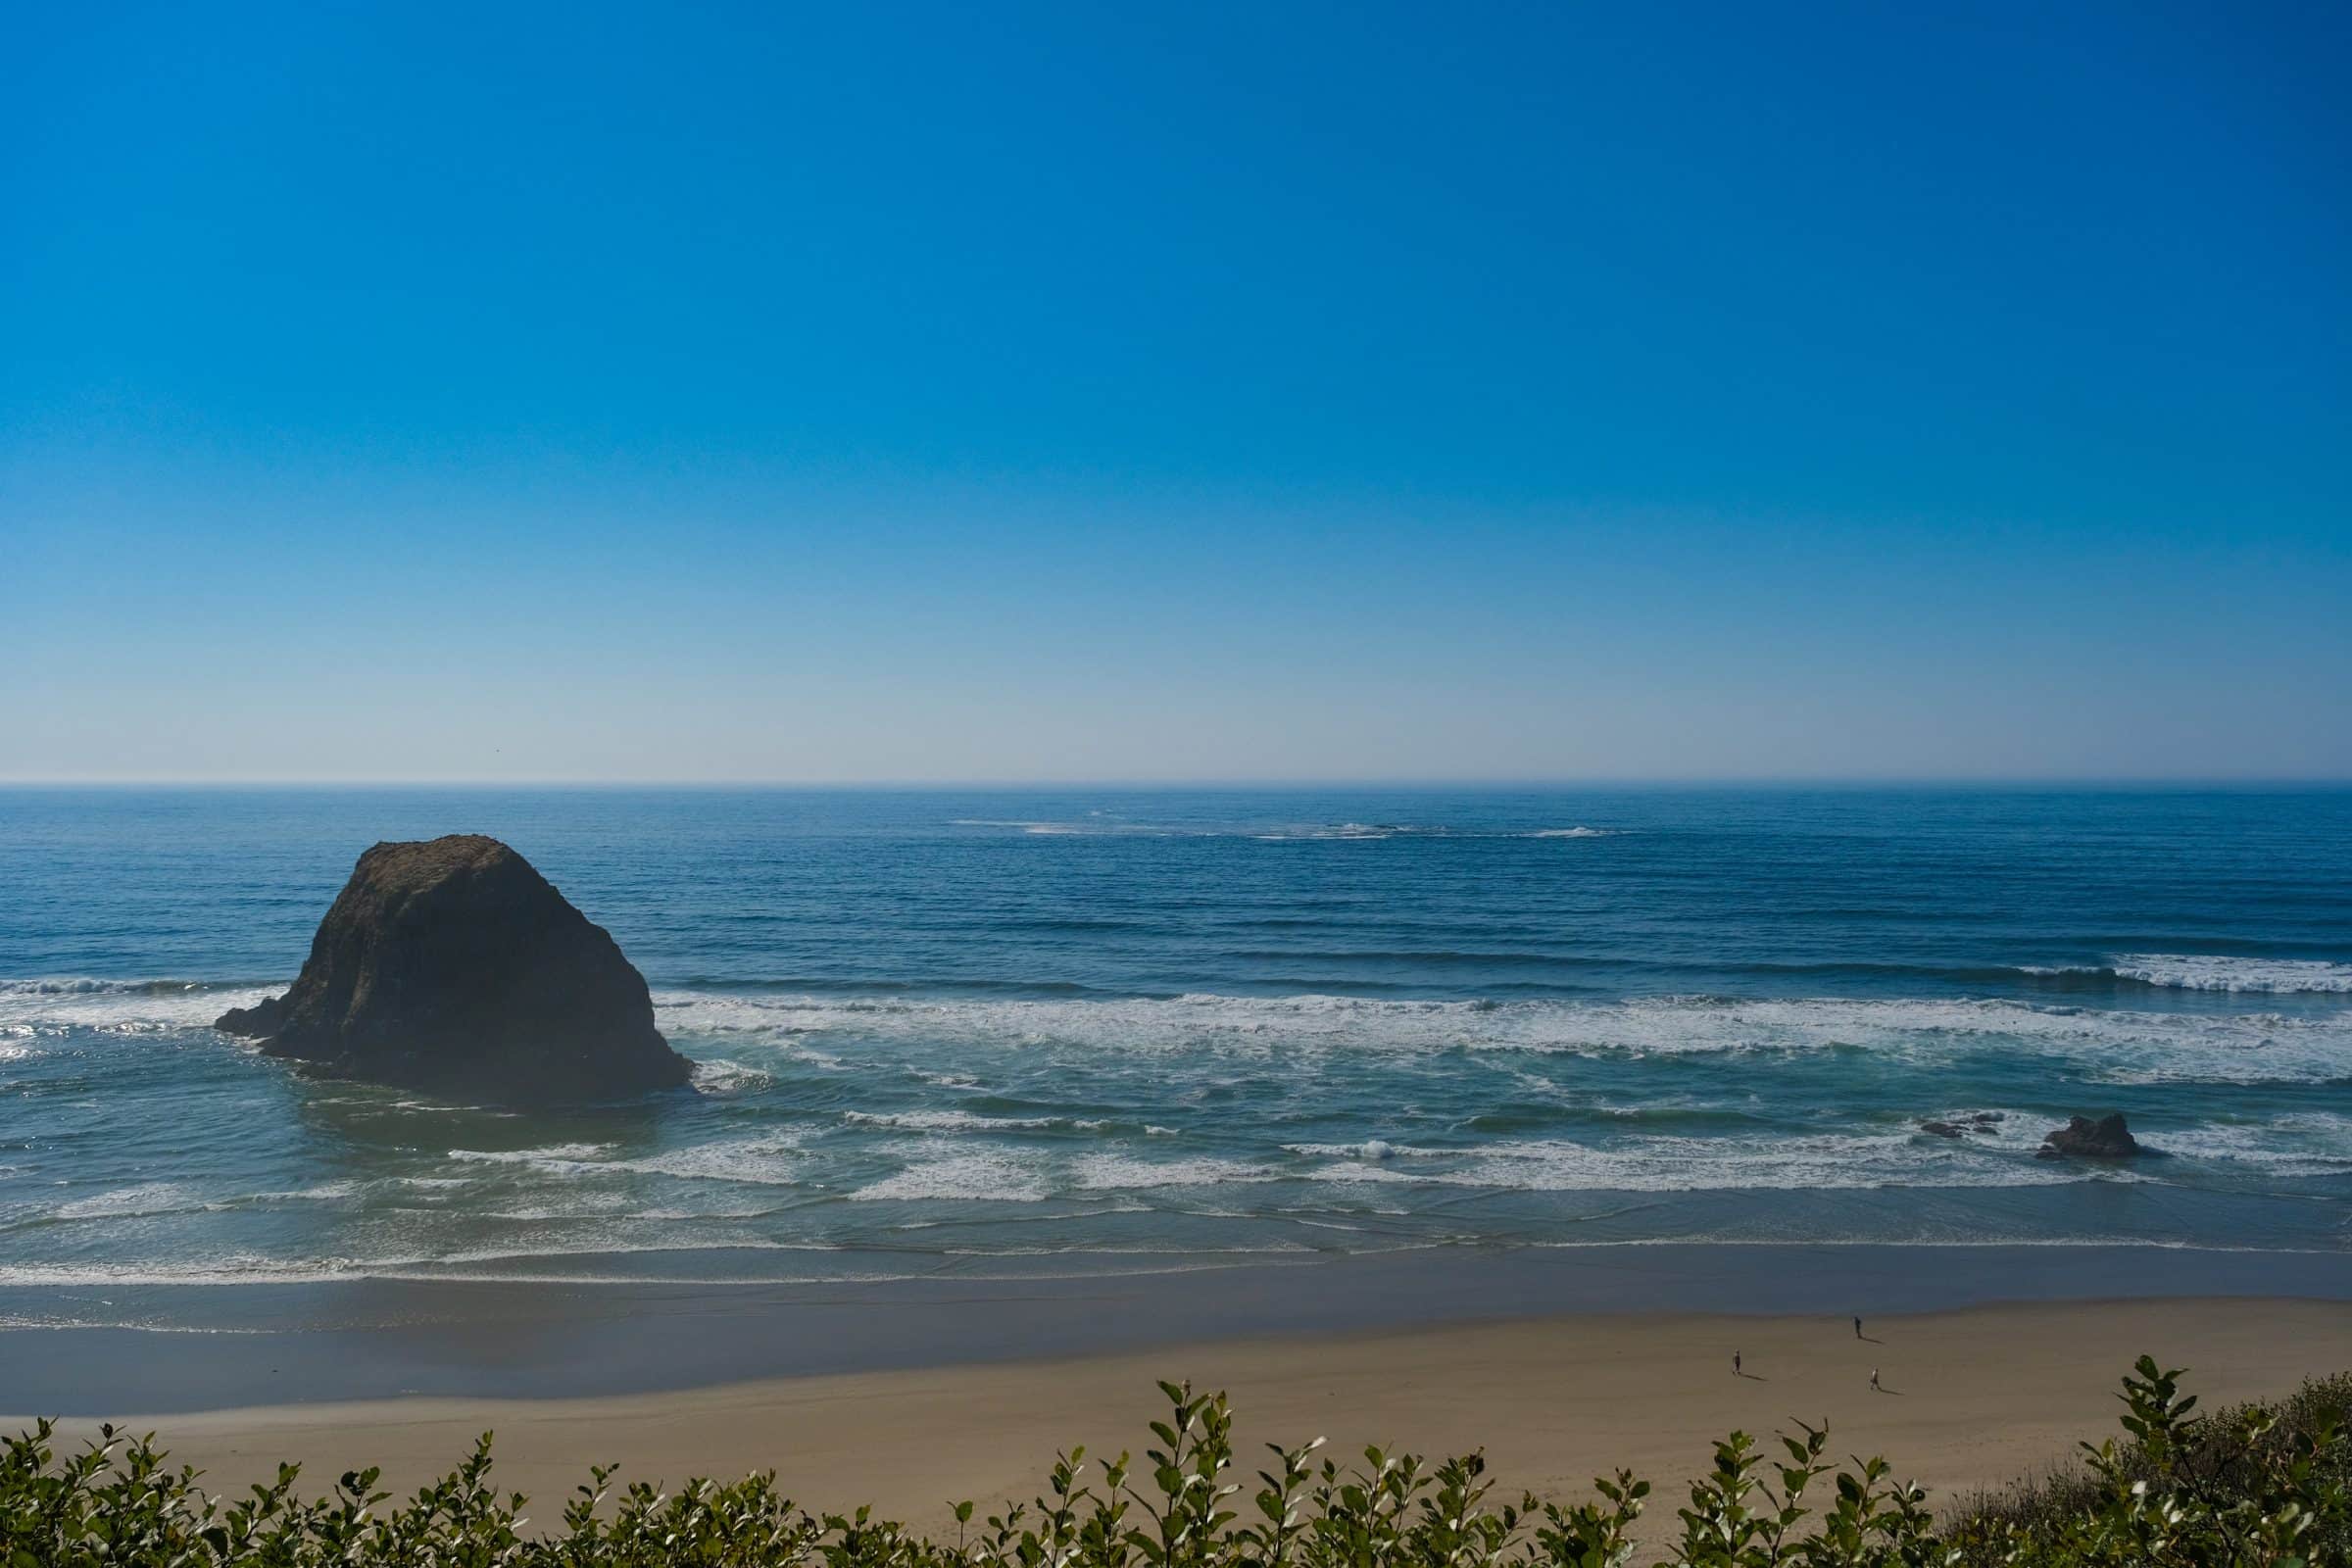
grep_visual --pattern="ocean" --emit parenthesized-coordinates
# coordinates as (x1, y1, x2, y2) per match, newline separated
(4, 786, 2349, 1322)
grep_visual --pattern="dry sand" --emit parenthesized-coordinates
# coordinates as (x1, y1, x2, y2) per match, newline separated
(21, 1297, 2351, 1534)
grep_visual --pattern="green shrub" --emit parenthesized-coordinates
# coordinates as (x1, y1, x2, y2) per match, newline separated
(1944, 1361, 2352, 1566)
(4, 1360, 2345, 1568)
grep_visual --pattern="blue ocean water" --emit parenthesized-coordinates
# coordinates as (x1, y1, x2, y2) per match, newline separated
(3, 787, 2349, 1306)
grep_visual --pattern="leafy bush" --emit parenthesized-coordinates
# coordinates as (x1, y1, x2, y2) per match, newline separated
(1945, 1360, 2352, 1565)
(4, 1360, 2345, 1568)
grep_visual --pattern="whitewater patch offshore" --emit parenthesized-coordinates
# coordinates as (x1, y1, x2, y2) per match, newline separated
(1305, 1131, 2091, 1193)
(852, 1150, 1057, 1202)
(652, 989, 2352, 1085)
(2101, 955, 2352, 994)
(6, 956, 2350, 1283)
(2014, 955, 2352, 995)
(2134, 1113, 2352, 1176)
(945, 818, 1627, 842)
(15, 969, 2341, 1089)
(448, 1134, 808, 1185)
(52, 1182, 211, 1220)
(0, 978, 278, 1034)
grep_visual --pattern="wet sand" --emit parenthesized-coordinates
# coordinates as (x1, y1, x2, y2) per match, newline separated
(11, 1241, 2352, 1413)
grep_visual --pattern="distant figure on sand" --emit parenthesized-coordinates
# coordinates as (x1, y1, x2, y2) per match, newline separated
(1871, 1367, 1882, 1393)
(1854, 1315, 1864, 1339)
(1733, 1350, 1741, 1377)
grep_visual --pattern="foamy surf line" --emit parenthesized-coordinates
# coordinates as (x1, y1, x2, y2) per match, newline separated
(7, 1225, 2351, 1298)
(2025, 955, 2352, 994)
(10, 973, 2346, 1085)
(10, 1108, 2342, 1243)
(649, 987, 2352, 1084)
(0, 977, 279, 1032)
(0, 978, 278, 998)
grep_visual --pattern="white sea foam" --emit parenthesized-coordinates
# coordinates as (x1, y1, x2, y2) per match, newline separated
(481, 1192, 639, 1220)
(615, 1136, 808, 1185)
(2134, 1112, 2352, 1175)
(8, 1232, 2338, 1292)
(53, 1181, 210, 1220)
(0, 1257, 379, 1288)
(951, 819, 1409, 840)
(0, 1314, 279, 1335)
(650, 990, 2352, 1085)
(449, 1142, 617, 1166)
(0, 1238, 906, 1291)
(1291, 1111, 2345, 1190)
(1308, 1131, 2090, 1193)
(1072, 1153, 1281, 1190)
(1252, 822, 1400, 841)
(0, 979, 279, 1034)
(2103, 955, 2352, 994)
(843, 1108, 1058, 1133)
(943, 819, 1629, 843)
(1284, 1139, 1436, 1160)
(615, 1142, 800, 1175)
(851, 1151, 1055, 1201)
(246, 1180, 360, 1203)
(934, 1241, 1318, 1258)
(446, 1135, 806, 1185)
(691, 1057, 772, 1096)
(1519, 1236, 2349, 1255)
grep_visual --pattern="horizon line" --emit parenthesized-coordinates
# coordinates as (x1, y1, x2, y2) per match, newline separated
(4, 777, 2349, 791)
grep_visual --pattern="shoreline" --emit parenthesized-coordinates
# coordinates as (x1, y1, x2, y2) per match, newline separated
(12, 1297, 2352, 1539)
(6, 1242, 2350, 1413)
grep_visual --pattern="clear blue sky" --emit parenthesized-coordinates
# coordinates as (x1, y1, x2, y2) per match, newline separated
(5, 1, 2347, 782)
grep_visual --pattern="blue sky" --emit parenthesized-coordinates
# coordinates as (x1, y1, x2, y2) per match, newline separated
(5, 1, 2347, 781)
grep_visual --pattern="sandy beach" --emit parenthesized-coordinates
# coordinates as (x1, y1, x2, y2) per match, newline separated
(21, 1297, 2350, 1536)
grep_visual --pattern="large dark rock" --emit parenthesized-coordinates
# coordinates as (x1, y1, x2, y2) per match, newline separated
(2035, 1113, 2144, 1159)
(217, 835, 692, 1101)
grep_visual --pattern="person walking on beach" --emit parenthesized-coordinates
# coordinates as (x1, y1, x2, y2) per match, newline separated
(1853, 1315, 1864, 1340)
(1733, 1350, 1741, 1377)
(1870, 1367, 1882, 1393)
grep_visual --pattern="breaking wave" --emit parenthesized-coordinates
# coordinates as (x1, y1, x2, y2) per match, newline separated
(0, 977, 278, 1033)
(649, 989, 2352, 1086)
(2033, 955, 2352, 995)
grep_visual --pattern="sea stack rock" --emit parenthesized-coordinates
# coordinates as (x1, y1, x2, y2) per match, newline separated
(2035, 1113, 2144, 1159)
(216, 835, 692, 1101)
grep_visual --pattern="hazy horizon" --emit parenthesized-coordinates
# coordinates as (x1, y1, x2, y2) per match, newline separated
(6, 777, 2350, 790)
